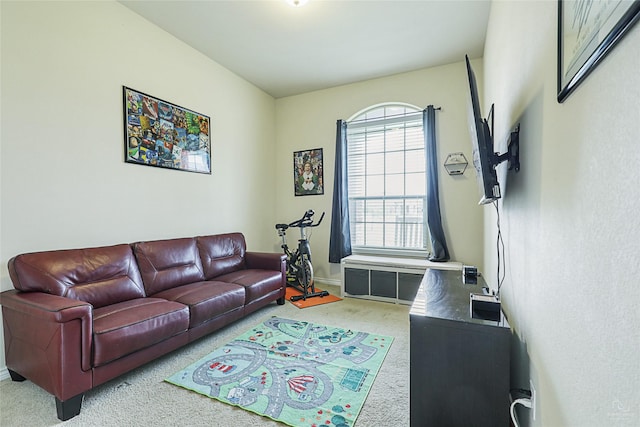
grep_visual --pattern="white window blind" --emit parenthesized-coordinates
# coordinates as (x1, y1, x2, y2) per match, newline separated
(347, 105, 427, 253)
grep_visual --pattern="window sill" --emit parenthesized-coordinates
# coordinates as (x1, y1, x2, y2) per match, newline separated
(343, 254, 463, 271)
(352, 247, 429, 259)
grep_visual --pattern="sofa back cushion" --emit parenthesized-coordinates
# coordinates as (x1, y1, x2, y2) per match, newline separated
(133, 237, 205, 296)
(7, 244, 146, 308)
(197, 233, 246, 280)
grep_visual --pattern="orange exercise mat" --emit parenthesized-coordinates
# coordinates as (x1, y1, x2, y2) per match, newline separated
(284, 286, 342, 309)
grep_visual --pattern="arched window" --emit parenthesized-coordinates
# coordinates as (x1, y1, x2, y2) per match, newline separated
(347, 103, 427, 254)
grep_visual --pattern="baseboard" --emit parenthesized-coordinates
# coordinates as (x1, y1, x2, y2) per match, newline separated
(313, 277, 341, 288)
(0, 366, 9, 381)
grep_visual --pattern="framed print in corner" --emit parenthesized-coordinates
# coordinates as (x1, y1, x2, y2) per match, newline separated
(557, 0, 640, 103)
(124, 86, 211, 174)
(294, 148, 324, 196)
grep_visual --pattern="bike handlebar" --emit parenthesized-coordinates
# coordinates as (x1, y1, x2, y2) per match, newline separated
(288, 210, 325, 228)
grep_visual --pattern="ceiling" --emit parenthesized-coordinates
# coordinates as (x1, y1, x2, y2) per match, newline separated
(119, 0, 491, 98)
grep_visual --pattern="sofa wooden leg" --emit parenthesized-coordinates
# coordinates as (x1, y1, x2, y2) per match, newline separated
(56, 393, 84, 421)
(277, 296, 285, 305)
(8, 369, 26, 382)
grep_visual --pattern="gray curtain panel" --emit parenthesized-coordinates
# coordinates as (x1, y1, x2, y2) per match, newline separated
(329, 119, 352, 263)
(424, 106, 450, 261)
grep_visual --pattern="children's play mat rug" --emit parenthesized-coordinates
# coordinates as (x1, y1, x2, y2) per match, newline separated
(166, 316, 393, 426)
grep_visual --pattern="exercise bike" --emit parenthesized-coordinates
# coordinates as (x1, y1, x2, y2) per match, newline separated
(275, 210, 329, 302)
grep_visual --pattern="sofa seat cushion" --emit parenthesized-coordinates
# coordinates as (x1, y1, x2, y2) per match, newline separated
(152, 281, 245, 328)
(215, 270, 283, 304)
(93, 298, 189, 367)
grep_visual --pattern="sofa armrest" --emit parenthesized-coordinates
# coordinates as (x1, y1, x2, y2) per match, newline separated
(0, 290, 93, 399)
(245, 252, 286, 273)
(1, 289, 93, 324)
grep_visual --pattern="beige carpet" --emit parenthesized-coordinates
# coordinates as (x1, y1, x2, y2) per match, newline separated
(0, 286, 410, 426)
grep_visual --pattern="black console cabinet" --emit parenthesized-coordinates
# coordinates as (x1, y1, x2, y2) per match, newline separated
(409, 269, 511, 426)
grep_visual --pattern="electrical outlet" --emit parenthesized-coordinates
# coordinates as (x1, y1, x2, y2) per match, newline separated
(530, 380, 536, 421)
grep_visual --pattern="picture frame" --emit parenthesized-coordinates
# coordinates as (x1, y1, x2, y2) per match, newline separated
(294, 148, 324, 196)
(557, 0, 640, 103)
(124, 86, 211, 174)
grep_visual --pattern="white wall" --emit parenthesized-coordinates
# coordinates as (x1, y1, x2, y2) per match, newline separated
(484, 1, 640, 426)
(0, 1, 276, 373)
(274, 62, 485, 283)
(6, 3, 634, 425)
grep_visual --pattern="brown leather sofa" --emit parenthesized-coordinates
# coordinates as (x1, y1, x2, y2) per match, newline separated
(0, 232, 286, 421)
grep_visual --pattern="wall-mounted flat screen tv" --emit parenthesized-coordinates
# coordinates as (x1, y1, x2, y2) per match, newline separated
(465, 55, 501, 205)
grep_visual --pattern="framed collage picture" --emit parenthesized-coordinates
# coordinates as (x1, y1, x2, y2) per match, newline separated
(124, 86, 211, 174)
(294, 148, 324, 196)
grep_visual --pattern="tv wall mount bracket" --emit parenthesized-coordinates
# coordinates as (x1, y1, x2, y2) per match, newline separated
(494, 123, 520, 172)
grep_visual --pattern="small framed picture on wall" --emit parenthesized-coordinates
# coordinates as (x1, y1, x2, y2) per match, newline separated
(294, 148, 324, 196)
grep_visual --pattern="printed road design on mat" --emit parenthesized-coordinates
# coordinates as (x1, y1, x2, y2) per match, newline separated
(166, 317, 393, 427)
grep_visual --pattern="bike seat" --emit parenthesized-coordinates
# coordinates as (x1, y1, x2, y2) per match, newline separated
(275, 223, 289, 230)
